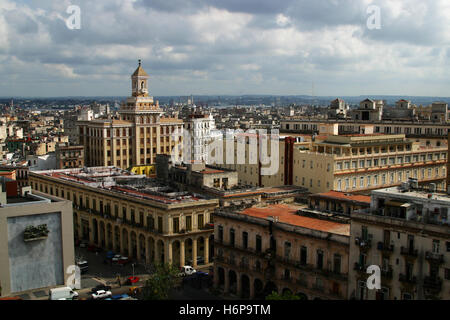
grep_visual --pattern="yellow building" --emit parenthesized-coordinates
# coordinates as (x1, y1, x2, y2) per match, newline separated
(29, 167, 218, 268)
(130, 165, 156, 177)
(216, 133, 447, 194)
(78, 61, 183, 169)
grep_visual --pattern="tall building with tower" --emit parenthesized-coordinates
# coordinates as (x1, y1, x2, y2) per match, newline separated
(78, 61, 183, 168)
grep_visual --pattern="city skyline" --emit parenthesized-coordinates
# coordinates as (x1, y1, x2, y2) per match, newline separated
(1, 1, 450, 97)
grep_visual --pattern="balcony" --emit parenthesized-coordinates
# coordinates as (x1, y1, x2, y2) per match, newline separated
(398, 274, 417, 284)
(377, 242, 394, 252)
(423, 277, 442, 292)
(425, 252, 444, 264)
(355, 237, 372, 250)
(400, 247, 418, 258)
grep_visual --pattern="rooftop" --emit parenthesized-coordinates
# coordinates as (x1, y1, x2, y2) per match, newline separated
(373, 186, 450, 203)
(32, 167, 209, 205)
(312, 191, 371, 204)
(239, 203, 350, 236)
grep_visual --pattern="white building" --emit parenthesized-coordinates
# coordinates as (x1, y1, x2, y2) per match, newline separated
(185, 113, 219, 163)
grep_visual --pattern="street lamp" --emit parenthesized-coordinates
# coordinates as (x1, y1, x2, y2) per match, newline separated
(132, 263, 135, 278)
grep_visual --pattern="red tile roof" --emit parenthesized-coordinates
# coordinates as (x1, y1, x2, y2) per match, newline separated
(240, 204, 349, 236)
(312, 191, 370, 204)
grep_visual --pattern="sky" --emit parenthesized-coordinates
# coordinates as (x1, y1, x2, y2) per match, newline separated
(1, 0, 450, 97)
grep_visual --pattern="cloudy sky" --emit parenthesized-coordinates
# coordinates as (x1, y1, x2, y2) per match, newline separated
(1, 0, 450, 97)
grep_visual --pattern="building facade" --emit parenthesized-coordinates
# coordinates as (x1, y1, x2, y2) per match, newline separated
(78, 61, 183, 169)
(349, 183, 450, 300)
(0, 187, 74, 297)
(213, 203, 350, 300)
(29, 167, 218, 269)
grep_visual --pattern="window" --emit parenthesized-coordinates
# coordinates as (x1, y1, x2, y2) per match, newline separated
(284, 242, 291, 259)
(353, 177, 357, 188)
(360, 177, 364, 188)
(432, 240, 440, 253)
(229, 229, 235, 247)
(186, 216, 192, 231)
(256, 235, 262, 252)
(316, 249, 324, 269)
(242, 232, 248, 249)
(218, 225, 223, 241)
(334, 254, 341, 274)
(300, 246, 307, 265)
(173, 217, 179, 233)
(198, 214, 204, 229)
(367, 176, 371, 187)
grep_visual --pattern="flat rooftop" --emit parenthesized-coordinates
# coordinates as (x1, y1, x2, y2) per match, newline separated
(239, 203, 350, 236)
(373, 186, 450, 203)
(312, 191, 371, 204)
(33, 167, 208, 205)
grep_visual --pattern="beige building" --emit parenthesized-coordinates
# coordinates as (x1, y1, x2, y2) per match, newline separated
(78, 61, 183, 169)
(349, 182, 450, 300)
(294, 134, 447, 194)
(216, 133, 447, 194)
(55, 143, 84, 169)
(0, 187, 74, 297)
(213, 203, 350, 300)
(29, 167, 218, 268)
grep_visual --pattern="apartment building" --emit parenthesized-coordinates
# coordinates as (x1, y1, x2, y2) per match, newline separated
(29, 167, 218, 268)
(213, 203, 350, 300)
(307, 191, 371, 216)
(349, 181, 450, 300)
(55, 143, 84, 169)
(294, 134, 447, 194)
(0, 186, 74, 297)
(78, 61, 183, 169)
(281, 119, 449, 138)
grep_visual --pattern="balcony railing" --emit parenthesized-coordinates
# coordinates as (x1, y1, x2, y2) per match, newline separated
(377, 242, 394, 252)
(425, 252, 444, 264)
(398, 274, 417, 284)
(400, 247, 418, 257)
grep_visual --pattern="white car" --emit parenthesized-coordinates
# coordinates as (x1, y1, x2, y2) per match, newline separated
(178, 266, 197, 277)
(92, 290, 112, 300)
(112, 255, 128, 263)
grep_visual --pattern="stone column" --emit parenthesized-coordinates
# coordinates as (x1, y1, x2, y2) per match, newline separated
(204, 237, 209, 264)
(237, 273, 242, 298)
(78, 215, 83, 239)
(192, 238, 198, 268)
(155, 241, 160, 264)
(112, 227, 117, 252)
(105, 224, 110, 250)
(127, 231, 132, 257)
(249, 276, 255, 300)
(119, 229, 124, 255)
(145, 238, 150, 264)
(88, 218, 94, 244)
(180, 240, 185, 267)
(136, 235, 141, 262)
(166, 241, 173, 265)
(213, 265, 219, 289)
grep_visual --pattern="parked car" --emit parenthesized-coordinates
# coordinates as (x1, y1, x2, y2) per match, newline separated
(77, 260, 89, 274)
(92, 290, 112, 300)
(178, 265, 197, 277)
(112, 255, 129, 265)
(125, 276, 140, 285)
(90, 284, 112, 293)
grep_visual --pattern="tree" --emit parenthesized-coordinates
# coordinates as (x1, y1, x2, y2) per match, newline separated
(141, 263, 180, 300)
(265, 291, 300, 300)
